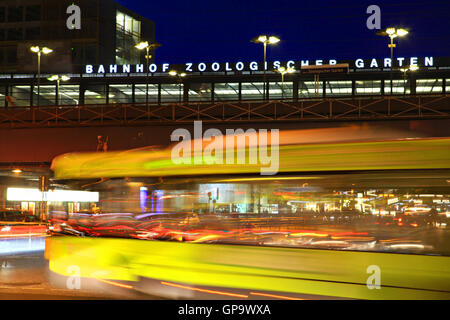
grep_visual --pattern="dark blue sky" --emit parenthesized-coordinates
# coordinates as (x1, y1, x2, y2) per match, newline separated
(115, 0, 450, 64)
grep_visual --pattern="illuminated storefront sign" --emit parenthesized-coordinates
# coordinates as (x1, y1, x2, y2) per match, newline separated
(84, 57, 435, 75)
(7, 188, 99, 202)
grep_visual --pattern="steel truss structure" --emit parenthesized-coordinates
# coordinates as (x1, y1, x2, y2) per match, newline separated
(0, 94, 449, 128)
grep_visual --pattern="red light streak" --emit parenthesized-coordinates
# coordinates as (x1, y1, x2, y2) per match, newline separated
(161, 281, 248, 298)
(250, 292, 305, 300)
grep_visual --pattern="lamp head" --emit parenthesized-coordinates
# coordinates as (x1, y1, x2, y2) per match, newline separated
(135, 41, 149, 50)
(42, 47, 53, 54)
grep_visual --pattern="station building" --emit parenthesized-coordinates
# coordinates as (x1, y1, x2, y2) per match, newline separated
(0, 56, 449, 108)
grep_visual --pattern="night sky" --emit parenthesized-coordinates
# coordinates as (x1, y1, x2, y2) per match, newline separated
(114, 0, 450, 64)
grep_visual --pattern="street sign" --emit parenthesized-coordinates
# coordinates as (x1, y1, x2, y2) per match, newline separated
(301, 64, 350, 74)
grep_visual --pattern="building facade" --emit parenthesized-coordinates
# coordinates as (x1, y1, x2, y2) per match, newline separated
(0, 0, 155, 73)
(0, 57, 449, 108)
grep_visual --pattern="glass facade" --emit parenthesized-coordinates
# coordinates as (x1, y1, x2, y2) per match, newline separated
(0, 85, 5, 107)
(84, 85, 107, 105)
(214, 83, 239, 101)
(1, 76, 448, 107)
(161, 83, 182, 102)
(189, 83, 212, 102)
(135, 84, 159, 103)
(416, 79, 443, 93)
(59, 85, 79, 105)
(325, 81, 352, 97)
(384, 80, 408, 95)
(356, 80, 382, 95)
(298, 81, 322, 98)
(116, 11, 141, 65)
(269, 82, 293, 100)
(241, 82, 264, 100)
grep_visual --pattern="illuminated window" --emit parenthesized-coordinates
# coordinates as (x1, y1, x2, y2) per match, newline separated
(84, 85, 107, 104)
(356, 80, 381, 95)
(447, 79, 450, 93)
(59, 85, 80, 105)
(416, 79, 443, 93)
(116, 11, 141, 65)
(0, 86, 5, 107)
(109, 84, 133, 104)
(135, 84, 159, 103)
(325, 81, 352, 97)
(384, 80, 408, 95)
(298, 81, 323, 98)
(241, 82, 264, 100)
(189, 83, 212, 102)
(161, 84, 182, 102)
(269, 82, 293, 99)
(33, 85, 55, 106)
(214, 83, 239, 101)
(10, 85, 31, 106)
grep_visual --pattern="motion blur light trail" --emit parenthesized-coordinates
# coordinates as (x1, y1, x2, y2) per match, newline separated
(45, 236, 450, 300)
(44, 127, 450, 299)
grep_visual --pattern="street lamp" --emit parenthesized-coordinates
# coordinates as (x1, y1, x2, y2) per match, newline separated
(30, 46, 53, 106)
(252, 35, 280, 100)
(48, 75, 70, 105)
(135, 41, 161, 107)
(399, 65, 418, 95)
(169, 70, 187, 102)
(276, 66, 295, 99)
(377, 27, 409, 94)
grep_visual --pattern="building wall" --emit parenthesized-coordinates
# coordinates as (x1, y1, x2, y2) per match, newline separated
(0, 0, 155, 73)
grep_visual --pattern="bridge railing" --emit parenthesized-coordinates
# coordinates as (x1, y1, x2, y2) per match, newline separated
(0, 94, 449, 128)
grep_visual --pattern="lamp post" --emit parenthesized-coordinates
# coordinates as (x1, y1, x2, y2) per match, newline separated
(377, 27, 408, 94)
(48, 75, 70, 105)
(30, 46, 53, 106)
(252, 35, 280, 100)
(276, 66, 295, 99)
(169, 70, 187, 102)
(135, 41, 161, 107)
(399, 65, 418, 95)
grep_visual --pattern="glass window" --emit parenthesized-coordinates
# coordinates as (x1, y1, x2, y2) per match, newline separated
(25, 5, 40, 21)
(25, 27, 40, 40)
(161, 84, 182, 103)
(59, 85, 80, 105)
(241, 82, 264, 100)
(356, 80, 382, 95)
(416, 79, 443, 94)
(189, 83, 212, 102)
(268, 81, 293, 99)
(0, 7, 5, 22)
(85, 46, 97, 65)
(0, 29, 4, 41)
(135, 84, 159, 103)
(84, 85, 107, 105)
(109, 84, 134, 104)
(384, 80, 407, 95)
(214, 83, 239, 101)
(33, 85, 55, 106)
(447, 79, 450, 93)
(6, 47, 16, 63)
(325, 81, 352, 97)
(11, 86, 31, 107)
(298, 81, 323, 98)
(0, 86, 5, 107)
(7, 28, 23, 41)
(8, 6, 23, 22)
